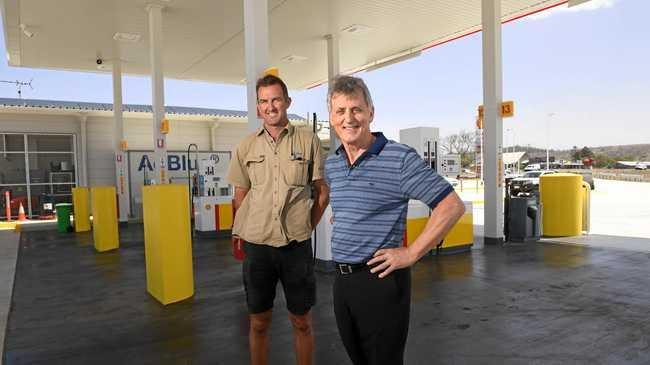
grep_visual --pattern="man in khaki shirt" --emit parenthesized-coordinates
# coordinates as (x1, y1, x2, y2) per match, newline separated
(227, 74, 329, 365)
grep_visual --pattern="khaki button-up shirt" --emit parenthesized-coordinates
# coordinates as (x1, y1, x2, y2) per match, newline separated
(227, 124, 324, 247)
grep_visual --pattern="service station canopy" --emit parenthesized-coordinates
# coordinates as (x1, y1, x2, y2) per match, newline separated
(2, 0, 567, 89)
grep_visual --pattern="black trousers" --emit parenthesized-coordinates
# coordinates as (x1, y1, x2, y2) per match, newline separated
(333, 266, 411, 365)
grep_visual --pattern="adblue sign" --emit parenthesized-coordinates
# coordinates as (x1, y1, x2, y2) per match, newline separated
(133, 151, 229, 173)
(128, 150, 231, 218)
(136, 153, 220, 172)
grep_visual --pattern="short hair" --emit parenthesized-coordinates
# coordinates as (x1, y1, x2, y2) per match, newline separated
(327, 75, 374, 111)
(256, 74, 289, 101)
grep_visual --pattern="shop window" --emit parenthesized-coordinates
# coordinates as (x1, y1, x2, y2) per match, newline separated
(0, 134, 25, 152)
(0, 153, 27, 184)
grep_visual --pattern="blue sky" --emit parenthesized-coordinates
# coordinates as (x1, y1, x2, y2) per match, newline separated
(1, 0, 648, 149)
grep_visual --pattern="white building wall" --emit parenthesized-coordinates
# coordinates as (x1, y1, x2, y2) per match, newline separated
(0, 112, 80, 134)
(85, 116, 115, 187)
(0, 112, 83, 184)
(1, 112, 250, 189)
(213, 123, 249, 153)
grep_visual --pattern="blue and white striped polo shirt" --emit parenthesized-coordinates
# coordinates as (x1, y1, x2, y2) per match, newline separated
(325, 132, 454, 264)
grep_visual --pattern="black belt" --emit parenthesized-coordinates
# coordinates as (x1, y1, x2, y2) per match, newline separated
(335, 262, 369, 275)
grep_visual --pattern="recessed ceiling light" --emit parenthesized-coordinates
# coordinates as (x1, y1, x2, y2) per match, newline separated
(281, 55, 307, 63)
(341, 24, 372, 35)
(113, 32, 141, 43)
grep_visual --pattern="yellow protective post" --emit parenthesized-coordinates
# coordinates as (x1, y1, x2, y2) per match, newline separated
(441, 202, 474, 249)
(405, 201, 430, 246)
(405, 201, 473, 252)
(540, 173, 583, 237)
(72, 187, 91, 232)
(91, 186, 120, 252)
(217, 203, 234, 231)
(143, 184, 194, 305)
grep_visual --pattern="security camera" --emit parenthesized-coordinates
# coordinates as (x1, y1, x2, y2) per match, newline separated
(96, 58, 103, 65)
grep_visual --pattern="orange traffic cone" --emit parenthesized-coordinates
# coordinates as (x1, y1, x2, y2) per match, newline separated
(18, 202, 26, 221)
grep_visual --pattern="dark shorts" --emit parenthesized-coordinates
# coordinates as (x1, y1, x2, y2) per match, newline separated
(242, 239, 316, 315)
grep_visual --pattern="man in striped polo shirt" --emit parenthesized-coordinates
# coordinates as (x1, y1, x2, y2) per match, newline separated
(325, 75, 466, 365)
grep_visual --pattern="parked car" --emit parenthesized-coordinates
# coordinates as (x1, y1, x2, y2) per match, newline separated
(524, 163, 541, 172)
(635, 163, 648, 170)
(509, 170, 556, 196)
(555, 168, 595, 190)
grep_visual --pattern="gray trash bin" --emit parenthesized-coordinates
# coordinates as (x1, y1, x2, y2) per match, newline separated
(508, 197, 541, 242)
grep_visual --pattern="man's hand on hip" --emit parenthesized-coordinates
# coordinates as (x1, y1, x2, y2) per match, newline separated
(367, 247, 417, 279)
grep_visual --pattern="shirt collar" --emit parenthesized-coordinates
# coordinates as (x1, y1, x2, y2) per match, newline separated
(336, 132, 388, 156)
(256, 122, 294, 137)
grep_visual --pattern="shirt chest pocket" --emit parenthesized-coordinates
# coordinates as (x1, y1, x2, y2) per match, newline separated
(284, 159, 310, 186)
(245, 155, 266, 186)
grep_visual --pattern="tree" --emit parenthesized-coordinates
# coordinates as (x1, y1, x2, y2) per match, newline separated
(580, 146, 594, 159)
(441, 130, 476, 168)
(571, 146, 580, 161)
(593, 153, 615, 168)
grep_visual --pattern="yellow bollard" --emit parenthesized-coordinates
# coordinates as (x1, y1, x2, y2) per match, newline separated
(216, 203, 234, 231)
(441, 202, 474, 249)
(143, 184, 194, 305)
(72, 187, 91, 232)
(405, 201, 473, 252)
(540, 174, 583, 237)
(91, 186, 120, 252)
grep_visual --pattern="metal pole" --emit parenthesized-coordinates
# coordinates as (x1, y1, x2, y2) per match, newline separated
(244, 0, 269, 132)
(147, 3, 168, 184)
(482, 0, 504, 243)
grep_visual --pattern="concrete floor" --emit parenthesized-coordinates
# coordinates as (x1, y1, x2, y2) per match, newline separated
(3, 225, 650, 364)
(588, 179, 650, 239)
(0, 230, 19, 363)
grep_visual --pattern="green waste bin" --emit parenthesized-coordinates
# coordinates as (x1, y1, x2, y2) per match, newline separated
(55, 203, 73, 233)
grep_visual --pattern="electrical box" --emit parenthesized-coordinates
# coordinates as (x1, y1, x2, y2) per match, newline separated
(440, 154, 461, 177)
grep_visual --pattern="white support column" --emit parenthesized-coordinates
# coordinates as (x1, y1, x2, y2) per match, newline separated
(325, 34, 341, 154)
(112, 43, 130, 222)
(78, 114, 89, 187)
(482, 0, 504, 244)
(243, 0, 269, 132)
(312, 33, 342, 264)
(209, 122, 219, 151)
(147, 3, 168, 184)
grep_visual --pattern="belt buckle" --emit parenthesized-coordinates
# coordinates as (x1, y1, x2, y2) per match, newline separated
(338, 263, 352, 275)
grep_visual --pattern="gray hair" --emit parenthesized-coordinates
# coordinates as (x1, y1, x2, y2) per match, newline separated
(327, 75, 374, 111)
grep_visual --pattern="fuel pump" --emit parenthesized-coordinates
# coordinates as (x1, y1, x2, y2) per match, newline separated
(192, 157, 233, 234)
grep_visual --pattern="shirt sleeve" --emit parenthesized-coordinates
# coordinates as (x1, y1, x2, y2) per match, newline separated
(311, 135, 325, 182)
(226, 145, 251, 189)
(400, 148, 454, 209)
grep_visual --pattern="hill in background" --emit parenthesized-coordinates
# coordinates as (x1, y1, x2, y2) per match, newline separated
(514, 144, 650, 161)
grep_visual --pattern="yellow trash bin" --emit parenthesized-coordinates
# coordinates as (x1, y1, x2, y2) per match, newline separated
(72, 187, 91, 232)
(143, 184, 194, 305)
(91, 186, 120, 252)
(540, 173, 583, 237)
